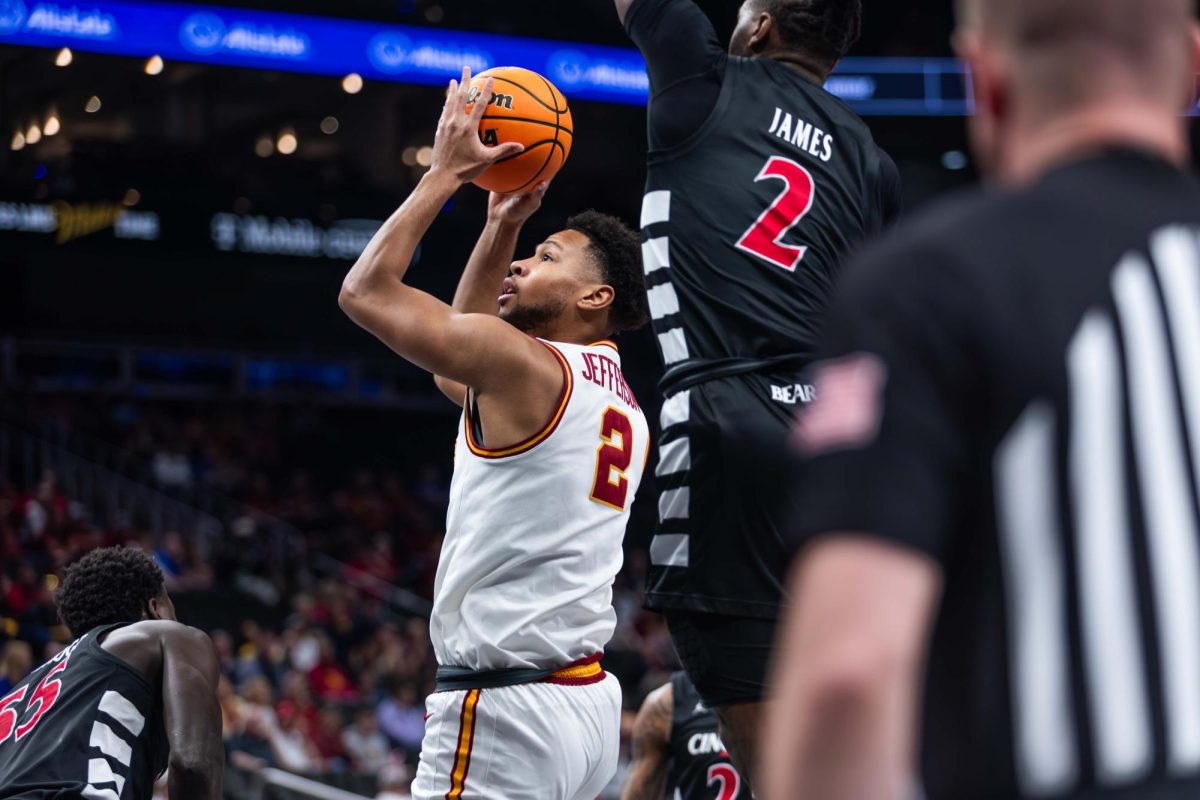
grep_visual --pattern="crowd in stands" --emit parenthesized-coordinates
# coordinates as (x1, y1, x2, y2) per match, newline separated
(0, 394, 677, 798)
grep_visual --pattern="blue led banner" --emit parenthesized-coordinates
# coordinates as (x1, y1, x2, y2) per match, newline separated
(0, 0, 655, 104)
(0, 0, 979, 113)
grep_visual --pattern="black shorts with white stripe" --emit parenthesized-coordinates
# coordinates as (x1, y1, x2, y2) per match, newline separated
(645, 367, 810, 621)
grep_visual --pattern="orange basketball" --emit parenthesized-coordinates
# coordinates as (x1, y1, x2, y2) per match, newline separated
(466, 66, 573, 194)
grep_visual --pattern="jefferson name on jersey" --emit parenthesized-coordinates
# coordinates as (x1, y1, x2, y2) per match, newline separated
(580, 349, 640, 410)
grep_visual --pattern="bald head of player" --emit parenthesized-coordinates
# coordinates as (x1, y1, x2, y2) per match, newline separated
(729, 0, 862, 81)
(955, 0, 1200, 183)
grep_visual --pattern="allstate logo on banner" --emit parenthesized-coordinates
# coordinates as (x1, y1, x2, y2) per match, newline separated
(546, 49, 588, 88)
(368, 31, 412, 74)
(0, 0, 27, 35)
(180, 12, 226, 54)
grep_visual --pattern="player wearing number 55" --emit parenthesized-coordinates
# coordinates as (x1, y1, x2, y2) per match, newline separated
(339, 67, 651, 800)
(0, 546, 222, 800)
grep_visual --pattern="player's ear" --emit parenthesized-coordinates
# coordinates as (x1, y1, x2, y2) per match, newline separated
(578, 284, 615, 314)
(958, 35, 1010, 182)
(147, 594, 177, 622)
(748, 11, 774, 53)
(951, 27, 981, 70)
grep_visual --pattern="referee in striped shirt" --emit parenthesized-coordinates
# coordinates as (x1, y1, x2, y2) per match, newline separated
(762, 1, 1200, 798)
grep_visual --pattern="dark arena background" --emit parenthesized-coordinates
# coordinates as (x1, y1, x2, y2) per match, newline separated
(0, 1, 1197, 798)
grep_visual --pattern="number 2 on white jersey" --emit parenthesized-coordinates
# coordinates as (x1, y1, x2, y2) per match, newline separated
(590, 407, 633, 511)
(735, 156, 817, 273)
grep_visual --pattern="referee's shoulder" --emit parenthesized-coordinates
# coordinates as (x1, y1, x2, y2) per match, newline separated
(843, 184, 1017, 295)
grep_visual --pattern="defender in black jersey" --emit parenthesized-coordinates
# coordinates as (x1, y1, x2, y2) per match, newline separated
(621, 672, 749, 800)
(614, 0, 900, 777)
(764, 0, 1200, 798)
(0, 547, 222, 799)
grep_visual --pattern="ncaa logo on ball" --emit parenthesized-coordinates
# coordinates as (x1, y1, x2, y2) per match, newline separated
(180, 12, 226, 54)
(0, 0, 27, 35)
(368, 32, 412, 74)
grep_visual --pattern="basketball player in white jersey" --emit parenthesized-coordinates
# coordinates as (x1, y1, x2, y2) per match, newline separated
(339, 68, 651, 800)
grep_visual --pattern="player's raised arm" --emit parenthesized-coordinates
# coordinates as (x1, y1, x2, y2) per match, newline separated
(617, 0, 726, 151)
(339, 69, 546, 392)
(161, 625, 224, 800)
(433, 183, 549, 406)
(621, 682, 674, 800)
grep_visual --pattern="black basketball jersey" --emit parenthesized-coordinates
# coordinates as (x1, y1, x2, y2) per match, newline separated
(0, 623, 168, 799)
(793, 150, 1200, 799)
(665, 673, 748, 800)
(639, 55, 899, 392)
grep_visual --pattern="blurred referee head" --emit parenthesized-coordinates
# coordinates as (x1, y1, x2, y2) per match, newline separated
(954, 0, 1200, 183)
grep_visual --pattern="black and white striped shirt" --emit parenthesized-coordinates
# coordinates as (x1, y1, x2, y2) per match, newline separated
(793, 150, 1200, 799)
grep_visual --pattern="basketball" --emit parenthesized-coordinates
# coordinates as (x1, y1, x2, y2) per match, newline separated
(466, 66, 574, 194)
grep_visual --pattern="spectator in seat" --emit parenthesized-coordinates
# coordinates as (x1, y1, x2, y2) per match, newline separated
(375, 758, 413, 800)
(306, 633, 358, 703)
(0, 640, 32, 695)
(376, 677, 424, 756)
(310, 704, 349, 773)
(270, 704, 322, 775)
(343, 706, 390, 776)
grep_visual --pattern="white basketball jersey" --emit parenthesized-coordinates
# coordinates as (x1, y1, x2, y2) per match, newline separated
(430, 339, 650, 671)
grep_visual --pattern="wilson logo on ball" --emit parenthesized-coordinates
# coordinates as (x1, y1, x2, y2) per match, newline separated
(467, 86, 514, 110)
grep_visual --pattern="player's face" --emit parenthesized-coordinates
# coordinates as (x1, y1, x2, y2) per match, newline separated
(499, 229, 596, 334)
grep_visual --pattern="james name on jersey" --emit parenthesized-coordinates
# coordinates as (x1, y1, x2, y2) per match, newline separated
(767, 106, 835, 163)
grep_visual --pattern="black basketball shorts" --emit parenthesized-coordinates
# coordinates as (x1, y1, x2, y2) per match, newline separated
(644, 367, 809, 616)
(663, 609, 778, 707)
(644, 368, 811, 703)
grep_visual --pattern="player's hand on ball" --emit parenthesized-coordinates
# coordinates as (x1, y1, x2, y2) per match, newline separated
(432, 67, 525, 185)
(488, 181, 549, 225)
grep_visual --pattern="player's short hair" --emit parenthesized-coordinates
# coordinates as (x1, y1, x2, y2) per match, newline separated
(56, 546, 165, 637)
(757, 0, 863, 67)
(566, 211, 650, 335)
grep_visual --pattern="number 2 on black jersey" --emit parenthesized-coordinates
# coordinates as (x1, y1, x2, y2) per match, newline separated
(707, 763, 743, 800)
(735, 156, 817, 273)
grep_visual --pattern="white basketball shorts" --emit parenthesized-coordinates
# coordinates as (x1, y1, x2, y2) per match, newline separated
(411, 673, 621, 800)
